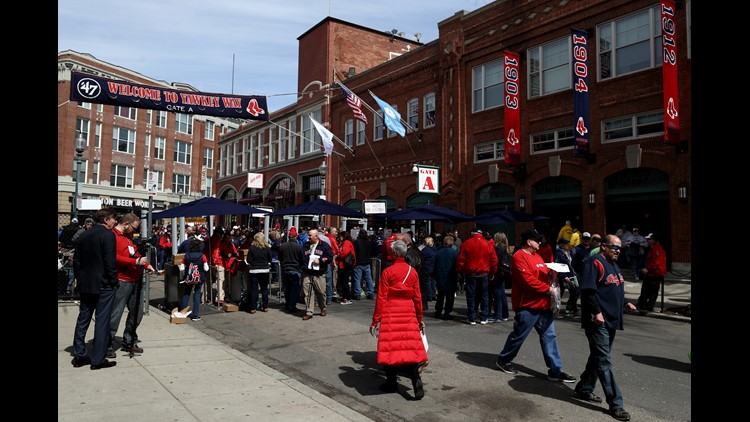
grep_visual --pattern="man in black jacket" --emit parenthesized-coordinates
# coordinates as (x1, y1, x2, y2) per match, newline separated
(353, 230, 374, 299)
(71, 208, 119, 370)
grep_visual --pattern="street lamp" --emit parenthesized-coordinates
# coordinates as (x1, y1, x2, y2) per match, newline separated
(178, 189, 184, 205)
(71, 132, 86, 220)
(318, 159, 327, 200)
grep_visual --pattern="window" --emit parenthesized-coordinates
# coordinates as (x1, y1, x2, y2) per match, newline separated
(174, 140, 192, 164)
(95, 122, 102, 148)
(154, 136, 166, 160)
(356, 120, 366, 146)
(204, 176, 213, 197)
(96, 104, 104, 113)
(144, 134, 151, 158)
(269, 127, 277, 165)
(301, 110, 321, 154)
(78, 102, 91, 109)
(374, 110, 384, 141)
(473, 59, 504, 112)
(175, 113, 193, 135)
(598, 5, 663, 80)
(76, 118, 90, 146)
(110, 164, 134, 188)
(146, 109, 153, 125)
(156, 111, 167, 128)
(92, 161, 100, 185)
(278, 123, 287, 162)
(112, 126, 135, 154)
(204, 120, 215, 140)
(114, 106, 136, 120)
(219, 145, 226, 177)
(203, 147, 213, 169)
(242, 137, 249, 172)
(474, 140, 505, 162)
(256, 133, 264, 167)
(531, 128, 575, 153)
(249, 134, 257, 170)
(387, 105, 399, 138)
(287, 119, 296, 159)
(602, 110, 664, 143)
(172, 173, 190, 194)
(234, 140, 242, 174)
(73, 159, 87, 185)
(407, 98, 419, 132)
(423, 93, 436, 128)
(345, 120, 354, 148)
(528, 37, 571, 97)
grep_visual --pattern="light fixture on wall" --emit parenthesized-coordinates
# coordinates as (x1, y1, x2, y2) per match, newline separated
(678, 182, 688, 203)
(519, 195, 526, 210)
(412, 164, 419, 173)
(588, 191, 596, 208)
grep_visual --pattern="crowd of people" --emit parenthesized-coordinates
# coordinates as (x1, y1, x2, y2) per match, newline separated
(62, 210, 666, 418)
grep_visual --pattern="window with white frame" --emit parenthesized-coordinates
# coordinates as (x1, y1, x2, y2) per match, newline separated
(374, 110, 384, 141)
(154, 136, 165, 160)
(278, 124, 286, 162)
(249, 134, 257, 169)
(203, 147, 213, 169)
(528, 37, 571, 98)
(95, 122, 102, 148)
(219, 145, 226, 177)
(407, 98, 419, 132)
(112, 126, 135, 154)
(73, 159, 87, 185)
(598, 5, 663, 80)
(110, 164, 134, 188)
(387, 105, 399, 138)
(92, 161, 100, 185)
(269, 127, 277, 165)
(144, 134, 151, 158)
(356, 120, 365, 146)
(473, 59, 504, 112)
(531, 128, 575, 153)
(602, 110, 664, 143)
(256, 132, 264, 167)
(234, 140, 242, 174)
(172, 173, 190, 194)
(175, 113, 193, 135)
(423, 93, 436, 128)
(204, 120, 215, 140)
(287, 119, 296, 159)
(242, 137, 249, 172)
(96, 104, 103, 113)
(301, 110, 321, 154)
(156, 111, 167, 128)
(226, 143, 234, 175)
(146, 109, 153, 125)
(114, 106, 137, 120)
(174, 140, 192, 164)
(474, 140, 505, 162)
(345, 119, 354, 148)
(76, 118, 90, 146)
(78, 102, 91, 109)
(204, 176, 213, 197)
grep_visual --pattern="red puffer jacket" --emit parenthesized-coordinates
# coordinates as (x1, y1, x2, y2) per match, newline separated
(371, 258, 428, 366)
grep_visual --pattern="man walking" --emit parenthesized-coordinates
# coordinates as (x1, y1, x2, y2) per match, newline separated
(495, 228, 576, 383)
(572, 234, 637, 421)
(71, 208, 119, 370)
(300, 229, 333, 320)
(636, 232, 666, 313)
(456, 228, 497, 325)
(278, 227, 304, 313)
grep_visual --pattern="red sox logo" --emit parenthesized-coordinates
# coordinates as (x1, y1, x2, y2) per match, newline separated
(246, 99, 266, 117)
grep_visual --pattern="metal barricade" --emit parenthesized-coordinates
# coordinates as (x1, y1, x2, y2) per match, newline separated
(371, 257, 382, 293)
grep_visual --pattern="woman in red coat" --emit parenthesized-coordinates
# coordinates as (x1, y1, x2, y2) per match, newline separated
(369, 239, 428, 399)
(337, 230, 357, 304)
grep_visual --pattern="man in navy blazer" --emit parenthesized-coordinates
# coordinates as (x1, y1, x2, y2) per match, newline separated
(71, 208, 119, 370)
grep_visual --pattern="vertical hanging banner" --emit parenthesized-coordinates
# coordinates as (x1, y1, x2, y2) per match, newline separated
(69, 71, 269, 121)
(571, 28, 590, 156)
(503, 51, 521, 166)
(660, 0, 680, 144)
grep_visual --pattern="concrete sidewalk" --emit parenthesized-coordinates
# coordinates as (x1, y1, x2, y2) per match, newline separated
(57, 303, 374, 422)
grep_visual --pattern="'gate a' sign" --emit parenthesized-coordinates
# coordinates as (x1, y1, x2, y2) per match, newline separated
(416, 165, 440, 194)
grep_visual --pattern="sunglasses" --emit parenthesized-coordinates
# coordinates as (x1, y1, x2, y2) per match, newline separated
(604, 244, 621, 251)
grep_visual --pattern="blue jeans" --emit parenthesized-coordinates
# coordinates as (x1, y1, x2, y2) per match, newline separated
(180, 282, 203, 317)
(109, 280, 144, 349)
(325, 265, 334, 302)
(497, 308, 565, 376)
(283, 270, 302, 311)
(73, 288, 117, 365)
(575, 324, 624, 410)
(465, 275, 489, 322)
(353, 264, 373, 297)
(489, 277, 509, 319)
(249, 272, 270, 310)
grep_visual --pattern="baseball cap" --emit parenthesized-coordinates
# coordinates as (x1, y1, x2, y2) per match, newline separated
(582, 232, 591, 238)
(71, 218, 78, 224)
(557, 238, 570, 245)
(470, 227, 483, 235)
(645, 233, 656, 240)
(288, 227, 298, 238)
(521, 228, 544, 242)
(632, 227, 639, 232)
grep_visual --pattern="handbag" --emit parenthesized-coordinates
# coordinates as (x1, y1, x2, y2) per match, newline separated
(421, 328, 429, 352)
(343, 253, 355, 267)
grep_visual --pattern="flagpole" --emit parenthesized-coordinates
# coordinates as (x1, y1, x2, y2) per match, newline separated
(268, 120, 346, 157)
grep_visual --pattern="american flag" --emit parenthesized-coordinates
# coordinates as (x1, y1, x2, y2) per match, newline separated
(340, 84, 368, 124)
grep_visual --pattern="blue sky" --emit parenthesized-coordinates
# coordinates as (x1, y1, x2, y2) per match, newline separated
(58, 0, 489, 112)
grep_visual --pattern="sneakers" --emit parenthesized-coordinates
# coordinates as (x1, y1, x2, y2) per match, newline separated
(106, 347, 116, 359)
(548, 371, 576, 383)
(121, 344, 144, 353)
(487, 318, 495, 323)
(190, 315, 202, 321)
(366, 294, 374, 300)
(609, 408, 631, 421)
(572, 390, 603, 403)
(496, 360, 517, 374)
(71, 356, 91, 368)
(479, 319, 489, 325)
(468, 320, 477, 326)
(340, 299, 353, 305)
(320, 308, 327, 316)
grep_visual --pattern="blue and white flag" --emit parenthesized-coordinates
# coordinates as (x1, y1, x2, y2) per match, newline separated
(370, 92, 405, 137)
(310, 115, 334, 155)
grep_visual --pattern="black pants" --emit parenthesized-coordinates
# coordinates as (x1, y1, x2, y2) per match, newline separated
(636, 275, 663, 311)
(383, 363, 420, 387)
(434, 287, 455, 317)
